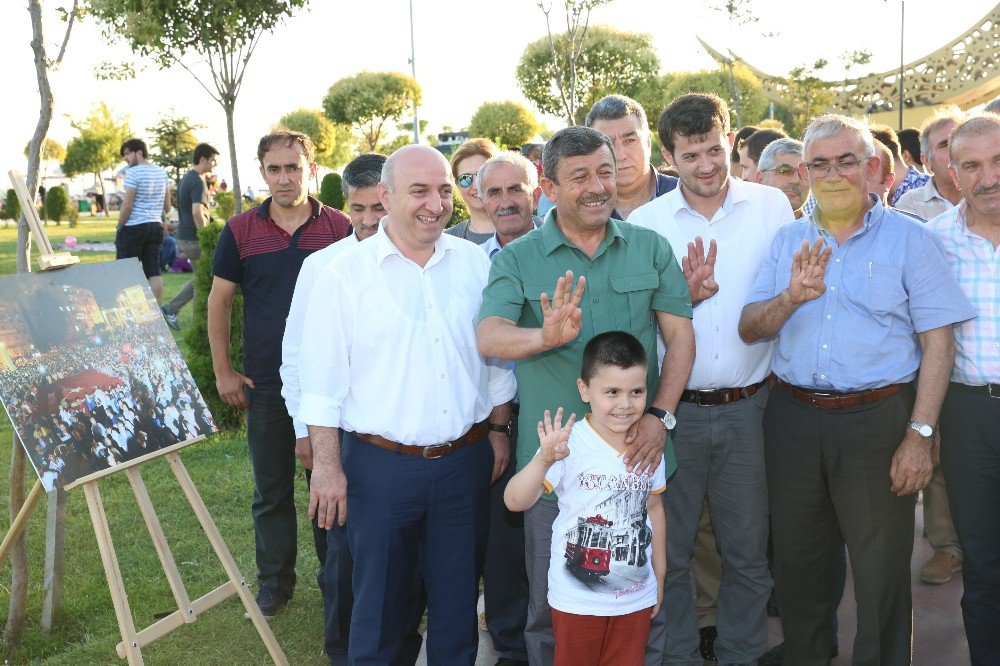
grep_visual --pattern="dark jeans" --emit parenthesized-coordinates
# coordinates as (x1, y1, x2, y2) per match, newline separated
(342, 431, 492, 665)
(116, 222, 164, 278)
(764, 384, 916, 666)
(245, 383, 312, 597)
(940, 382, 1000, 666)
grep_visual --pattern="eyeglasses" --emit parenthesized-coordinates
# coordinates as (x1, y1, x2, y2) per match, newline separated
(457, 173, 476, 188)
(761, 165, 799, 176)
(803, 159, 866, 177)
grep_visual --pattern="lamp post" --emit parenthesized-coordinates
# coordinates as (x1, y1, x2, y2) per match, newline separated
(409, 0, 420, 144)
(898, 0, 905, 130)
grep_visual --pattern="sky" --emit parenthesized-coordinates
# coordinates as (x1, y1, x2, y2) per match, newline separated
(1, 0, 994, 193)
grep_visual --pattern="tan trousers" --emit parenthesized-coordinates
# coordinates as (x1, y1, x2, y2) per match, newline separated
(693, 501, 722, 629)
(924, 468, 962, 558)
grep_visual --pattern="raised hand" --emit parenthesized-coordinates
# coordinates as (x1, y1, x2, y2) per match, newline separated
(681, 237, 719, 305)
(787, 238, 832, 304)
(539, 270, 587, 350)
(537, 407, 575, 465)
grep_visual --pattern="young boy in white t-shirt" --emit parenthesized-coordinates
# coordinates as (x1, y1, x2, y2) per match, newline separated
(505, 331, 673, 666)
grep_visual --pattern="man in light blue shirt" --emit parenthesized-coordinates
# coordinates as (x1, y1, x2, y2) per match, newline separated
(740, 114, 974, 666)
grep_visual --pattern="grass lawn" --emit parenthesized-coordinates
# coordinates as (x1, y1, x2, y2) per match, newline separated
(0, 216, 329, 664)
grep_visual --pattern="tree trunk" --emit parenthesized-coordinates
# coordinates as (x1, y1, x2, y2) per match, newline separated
(225, 99, 242, 216)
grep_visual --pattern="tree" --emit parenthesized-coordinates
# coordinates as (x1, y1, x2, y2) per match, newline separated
(61, 103, 130, 208)
(712, 0, 759, 127)
(784, 59, 834, 136)
(278, 108, 337, 190)
(316, 123, 357, 171)
(24, 137, 66, 163)
(2, 189, 21, 229)
(322, 71, 422, 151)
(636, 67, 768, 133)
(469, 101, 540, 149)
(89, 0, 309, 216)
(319, 173, 345, 210)
(44, 185, 68, 224)
(148, 113, 203, 189)
(517, 25, 659, 125)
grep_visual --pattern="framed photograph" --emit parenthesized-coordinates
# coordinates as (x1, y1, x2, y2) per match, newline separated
(0, 259, 217, 491)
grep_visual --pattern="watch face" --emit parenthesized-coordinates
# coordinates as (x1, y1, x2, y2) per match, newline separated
(917, 424, 933, 437)
(662, 412, 677, 430)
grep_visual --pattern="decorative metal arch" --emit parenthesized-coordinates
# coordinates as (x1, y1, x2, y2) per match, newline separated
(698, 2, 1000, 114)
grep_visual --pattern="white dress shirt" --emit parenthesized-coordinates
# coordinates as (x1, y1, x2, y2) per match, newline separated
(297, 226, 516, 445)
(894, 178, 956, 221)
(281, 232, 362, 438)
(629, 178, 795, 390)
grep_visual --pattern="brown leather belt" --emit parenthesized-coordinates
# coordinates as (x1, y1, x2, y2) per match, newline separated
(353, 420, 489, 459)
(681, 379, 768, 406)
(776, 378, 907, 410)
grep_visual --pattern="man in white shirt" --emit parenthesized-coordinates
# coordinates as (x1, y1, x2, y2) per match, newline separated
(298, 145, 516, 665)
(896, 109, 964, 221)
(629, 93, 795, 665)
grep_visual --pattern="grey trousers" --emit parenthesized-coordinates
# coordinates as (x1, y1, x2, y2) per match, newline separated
(166, 239, 201, 314)
(657, 387, 771, 666)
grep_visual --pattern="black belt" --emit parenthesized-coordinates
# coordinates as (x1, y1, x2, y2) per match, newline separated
(681, 379, 767, 406)
(952, 382, 1000, 399)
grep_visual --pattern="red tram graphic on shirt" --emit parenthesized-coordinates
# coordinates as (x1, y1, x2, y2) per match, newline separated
(564, 514, 614, 576)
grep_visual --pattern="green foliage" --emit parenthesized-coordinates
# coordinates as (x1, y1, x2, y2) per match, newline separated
(61, 103, 131, 180)
(638, 65, 768, 135)
(784, 59, 835, 137)
(44, 186, 68, 223)
(319, 173, 345, 210)
(516, 25, 660, 125)
(67, 204, 79, 227)
(1, 189, 20, 223)
(214, 190, 235, 221)
(24, 137, 66, 163)
(322, 71, 422, 151)
(185, 222, 244, 430)
(469, 101, 540, 149)
(315, 123, 357, 171)
(449, 189, 469, 228)
(148, 113, 203, 188)
(278, 108, 337, 158)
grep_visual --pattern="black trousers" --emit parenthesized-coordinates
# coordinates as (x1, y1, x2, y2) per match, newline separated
(764, 384, 916, 666)
(940, 382, 1000, 666)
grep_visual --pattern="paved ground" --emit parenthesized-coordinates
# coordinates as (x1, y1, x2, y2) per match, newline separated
(417, 493, 970, 665)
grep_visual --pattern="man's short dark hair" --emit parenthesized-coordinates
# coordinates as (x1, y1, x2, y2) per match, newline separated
(257, 129, 316, 164)
(120, 138, 148, 158)
(731, 126, 757, 165)
(585, 94, 649, 131)
(342, 152, 388, 197)
(658, 93, 731, 155)
(897, 128, 921, 164)
(743, 129, 787, 164)
(192, 143, 219, 165)
(581, 331, 647, 384)
(542, 126, 614, 183)
(869, 124, 903, 162)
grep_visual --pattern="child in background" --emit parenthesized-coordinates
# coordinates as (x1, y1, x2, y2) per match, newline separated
(505, 331, 673, 666)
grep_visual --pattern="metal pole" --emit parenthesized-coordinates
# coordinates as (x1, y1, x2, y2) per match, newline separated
(898, 0, 905, 130)
(409, 0, 420, 144)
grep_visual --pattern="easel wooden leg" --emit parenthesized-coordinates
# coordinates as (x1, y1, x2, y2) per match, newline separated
(42, 486, 66, 631)
(0, 479, 44, 567)
(83, 481, 143, 666)
(166, 453, 289, 666)
(125, 467, 194, 622)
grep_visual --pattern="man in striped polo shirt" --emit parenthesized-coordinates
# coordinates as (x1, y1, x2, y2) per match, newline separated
(117, 138, 170, 301)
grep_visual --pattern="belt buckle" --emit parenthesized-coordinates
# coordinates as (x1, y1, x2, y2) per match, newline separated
(811, 391, 832, 407)
(989, 383, 1000, 399)
(695, 392, 712, 407)
(423, 442, 453, 459)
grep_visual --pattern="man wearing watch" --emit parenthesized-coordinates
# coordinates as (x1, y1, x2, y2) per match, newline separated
(739, 113, 974, 666)
(629, 93, 794, 665)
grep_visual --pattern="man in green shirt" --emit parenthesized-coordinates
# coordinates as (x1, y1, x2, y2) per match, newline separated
(478, 125, 695, 665)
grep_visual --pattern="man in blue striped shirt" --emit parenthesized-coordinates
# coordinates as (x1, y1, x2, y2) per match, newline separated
(117, 138, 170, 301)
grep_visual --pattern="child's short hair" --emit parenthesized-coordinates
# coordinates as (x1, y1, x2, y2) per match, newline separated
(580, 331, 647, 383)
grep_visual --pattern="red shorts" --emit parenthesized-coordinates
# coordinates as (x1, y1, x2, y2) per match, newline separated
(551, 606, 653, 666)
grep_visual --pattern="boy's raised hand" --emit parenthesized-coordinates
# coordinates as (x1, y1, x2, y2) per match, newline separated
(538, 407, 575, 465)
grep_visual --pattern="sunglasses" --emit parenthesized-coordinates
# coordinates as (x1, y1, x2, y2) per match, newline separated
(457, 173, 476, 188)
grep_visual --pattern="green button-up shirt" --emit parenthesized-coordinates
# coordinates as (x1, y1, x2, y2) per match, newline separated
(479, 212, 692, 474)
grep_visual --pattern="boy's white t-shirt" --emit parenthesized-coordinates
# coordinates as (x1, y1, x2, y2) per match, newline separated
(541, 416, 668, 616)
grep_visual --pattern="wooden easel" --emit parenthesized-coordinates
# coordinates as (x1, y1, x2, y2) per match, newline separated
(0, 171, 288, 664)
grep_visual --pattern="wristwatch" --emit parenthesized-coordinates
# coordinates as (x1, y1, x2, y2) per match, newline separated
(907, 420, 935, 438)
(646, 407, 677, 431)
(489, 422, 512, 437)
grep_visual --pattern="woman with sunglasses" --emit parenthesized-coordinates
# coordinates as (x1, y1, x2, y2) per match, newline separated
(446, 138, 500, 244)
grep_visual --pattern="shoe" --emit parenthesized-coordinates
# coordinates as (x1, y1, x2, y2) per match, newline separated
(758, 642, 784, 666)
(920, 552, 962, 584)
(699, 625, 718, 661)
(244, 587, 290, 620)
(161, 305, 180, 331)
(494, 660, 529, 666)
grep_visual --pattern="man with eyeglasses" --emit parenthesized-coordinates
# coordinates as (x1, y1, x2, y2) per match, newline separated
(759, 138, 809, 218)
(628, 93, 794, 666)
(740, 113, 974, 666)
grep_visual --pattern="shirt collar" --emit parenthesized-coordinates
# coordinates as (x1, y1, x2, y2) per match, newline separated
(480, 233, 502, 259)
(610, 167, 678, 219)
(256, 195, 322, 220)
(373, 222, 453, 267)
(921, 178, 945, 202)
(540, 209, 626, 257)
(663, 176, 744, 220)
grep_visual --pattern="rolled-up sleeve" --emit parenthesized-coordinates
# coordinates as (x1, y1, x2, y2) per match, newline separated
(280, 255, 321, 438)
(298, 263, 354, 428)
(487, 356, 517, 407)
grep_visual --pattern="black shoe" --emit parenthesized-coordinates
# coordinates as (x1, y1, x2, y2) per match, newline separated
(758, 642, 784, 666)
(244, 587, 290, 620)
(495, 660, 529, 666)
(161, 305, 180, 331)
(699, 625, 718, 661)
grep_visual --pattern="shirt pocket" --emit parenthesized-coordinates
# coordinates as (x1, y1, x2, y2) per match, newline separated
(845, 262, 906, 316)
(610, 272, 658, 333)
(523, 283, 550, 327)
